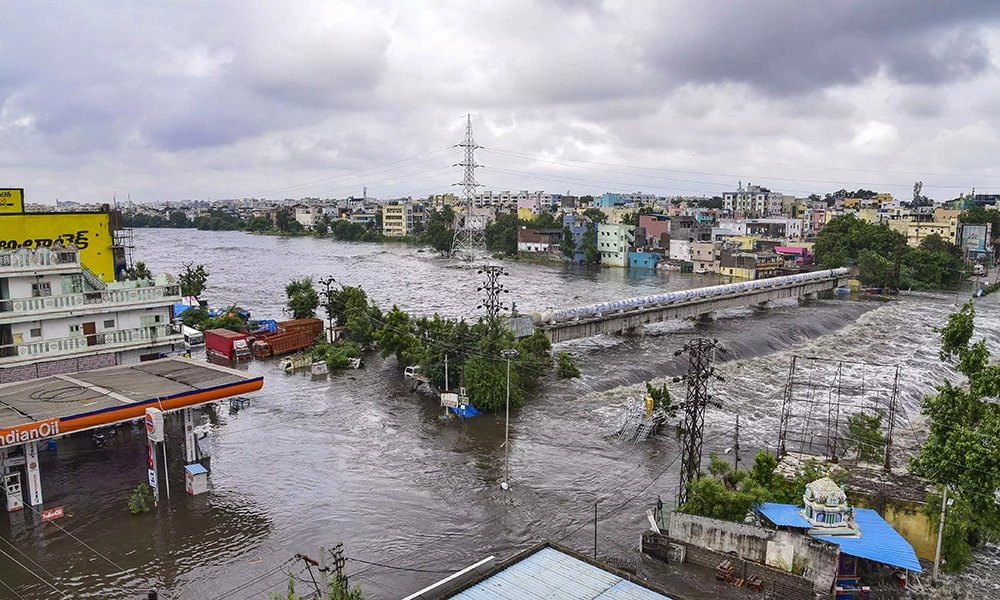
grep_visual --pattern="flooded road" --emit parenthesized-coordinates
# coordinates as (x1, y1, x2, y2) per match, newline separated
(1, 229, 997, 598)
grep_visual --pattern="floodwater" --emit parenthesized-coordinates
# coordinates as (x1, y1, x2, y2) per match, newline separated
(1, 229, 998, 599)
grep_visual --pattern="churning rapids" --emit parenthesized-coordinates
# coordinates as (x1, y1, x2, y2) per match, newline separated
(2, 229, 998, 599)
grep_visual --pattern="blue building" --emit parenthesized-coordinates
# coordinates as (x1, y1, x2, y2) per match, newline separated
(562, 213, 592, 264)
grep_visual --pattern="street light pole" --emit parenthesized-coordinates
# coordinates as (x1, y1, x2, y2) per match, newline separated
(500, 348, 518, 490)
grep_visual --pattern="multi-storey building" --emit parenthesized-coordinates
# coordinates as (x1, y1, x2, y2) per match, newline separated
(722, 183, 784, 217)
(382, 204, 415, 237)
(0, 245, 183, 383)
(597, 223, 634, 267)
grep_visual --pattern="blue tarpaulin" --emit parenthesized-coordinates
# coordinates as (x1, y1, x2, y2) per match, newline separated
(251, 319, 278, 334)
(450, 404, 480, 418)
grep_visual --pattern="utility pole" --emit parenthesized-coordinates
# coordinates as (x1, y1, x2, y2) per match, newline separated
(933, 487, 950, 582)
(318, 545, 329, 595)
(451, 114, 486, 261)
(733, 413, 741, 469)
(318, 276, 337, 343)
(500, 348, 518, 490)
(676, 339, 725, 506)
(594, 501, 599, 559)
(477, 265, 510, 320)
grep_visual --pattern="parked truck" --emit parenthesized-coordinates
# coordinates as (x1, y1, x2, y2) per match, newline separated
(205, 329, 251, 362)
(250, 329, 317, 358)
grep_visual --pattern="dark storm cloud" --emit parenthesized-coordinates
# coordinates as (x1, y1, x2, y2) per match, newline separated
(644, 1, 998, 94)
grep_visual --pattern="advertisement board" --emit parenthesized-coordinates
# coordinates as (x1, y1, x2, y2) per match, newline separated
(0, 212, 116, 281)
(0, 188, 24, 213)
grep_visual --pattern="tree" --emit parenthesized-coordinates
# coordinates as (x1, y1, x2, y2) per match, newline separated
(582, 208, 607, 224)
(911, 302, 1000, 572)
(314, 215, 330, 237)
(844, 410, 886, 463)
(581, 224, 600, 265)
(121, 261, 152, 281)
(246, 216, 273, 232)
(275, 208, 291, 233)
(531, 211, 559, 229)
(285, 278, 319, 319)
(485, 213, 519, 256)
(271, 575, 367, 600)
(178, 263, 209, 299)
(168, 210, 191, 228)
(559, 226, 576, 260)
(556, 352, 580, 378)
(374, 305, 417, 364)
(696, 196, 723, 210)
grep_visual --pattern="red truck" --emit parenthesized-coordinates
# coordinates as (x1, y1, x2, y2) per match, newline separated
(204, 329, 252, 362)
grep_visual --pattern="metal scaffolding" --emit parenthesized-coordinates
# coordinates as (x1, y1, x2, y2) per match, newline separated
(777, 355, 900, 472)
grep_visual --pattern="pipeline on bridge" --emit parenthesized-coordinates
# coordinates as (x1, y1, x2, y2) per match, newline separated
(532, 268, 850, 324)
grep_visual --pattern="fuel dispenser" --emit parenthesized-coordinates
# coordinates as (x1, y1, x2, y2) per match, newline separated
(4, 471, 24, 512)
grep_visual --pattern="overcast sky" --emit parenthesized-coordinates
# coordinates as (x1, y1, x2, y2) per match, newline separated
(2, 1, 999, 205)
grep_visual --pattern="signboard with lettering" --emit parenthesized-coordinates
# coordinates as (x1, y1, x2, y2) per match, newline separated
(41, 506, 64, 522)
(0, 213, 116, 281)
(0, 188, 24, 213)
(440, 392, 459, 408)
(0, 418, 61, 450)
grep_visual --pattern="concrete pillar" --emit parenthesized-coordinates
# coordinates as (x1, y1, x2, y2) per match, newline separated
(24, 442, 42, 506)
(803, 292, 819, 301)
(623, 324, 646, 336)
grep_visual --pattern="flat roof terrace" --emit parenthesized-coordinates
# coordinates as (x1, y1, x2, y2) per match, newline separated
(0, 357, 264, 448)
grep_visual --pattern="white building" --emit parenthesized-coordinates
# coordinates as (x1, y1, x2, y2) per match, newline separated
(722, 183, 784, 217)
(0, 246, 184, 384)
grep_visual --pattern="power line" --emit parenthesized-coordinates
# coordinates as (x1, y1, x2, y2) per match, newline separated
(0, 576, 26, 600)
(21, 502, 128, 575)
(207, 558, 295, 600)
(0, 545, 72, 599)
(346, 557, 455, 574)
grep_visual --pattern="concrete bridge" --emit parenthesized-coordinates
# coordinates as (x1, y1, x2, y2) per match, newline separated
(532, 268, 850, 343)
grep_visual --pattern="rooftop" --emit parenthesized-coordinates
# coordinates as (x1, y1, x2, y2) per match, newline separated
(0, 357, 263, 446)
(756, 503, 922, 573)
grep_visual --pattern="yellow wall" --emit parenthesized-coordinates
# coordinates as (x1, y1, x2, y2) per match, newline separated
(517, 207, 536, 221)
(851, 495, 938, 561)
(0, 213, 117, 281)
(0, 189, 24, 213)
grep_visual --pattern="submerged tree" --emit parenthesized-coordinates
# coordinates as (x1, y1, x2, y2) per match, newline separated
(285, 278, 319, 320)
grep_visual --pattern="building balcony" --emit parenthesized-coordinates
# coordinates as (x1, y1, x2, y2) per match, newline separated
(0, 247, 80, 276)
(0, 324, 183, 366)
(0, 285, 181, 324)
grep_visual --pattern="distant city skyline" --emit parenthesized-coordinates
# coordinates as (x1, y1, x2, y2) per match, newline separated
(3, 2, 999, 205)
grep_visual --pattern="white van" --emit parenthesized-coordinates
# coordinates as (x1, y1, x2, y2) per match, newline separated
(182, 325, 205, 347)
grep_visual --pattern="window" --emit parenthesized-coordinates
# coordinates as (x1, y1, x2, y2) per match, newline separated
(30, 328, 42, 338)
(103, 319, 115, 328)
(31, 282, 52, 297)
(69, 324, 82, 334)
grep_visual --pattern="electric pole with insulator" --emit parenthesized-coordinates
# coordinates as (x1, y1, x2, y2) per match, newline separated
(676, 338, 726, 506)
(477, 264, 510, 320)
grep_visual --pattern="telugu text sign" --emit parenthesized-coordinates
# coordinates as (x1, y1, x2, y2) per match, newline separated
(0, 188, 24, 213)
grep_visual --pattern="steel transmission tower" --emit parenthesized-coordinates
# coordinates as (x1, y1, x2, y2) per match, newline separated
(676, 338, 726, 506)
(477, 265, 510, 319)
(451, 114, 486, 261)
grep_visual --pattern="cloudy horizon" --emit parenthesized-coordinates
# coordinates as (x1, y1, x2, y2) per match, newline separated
(2, 1, 999, 205)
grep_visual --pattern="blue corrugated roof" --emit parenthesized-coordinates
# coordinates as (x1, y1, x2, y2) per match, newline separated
(451, 547, 672, 600)
(812, 508, 923, 573)
(757, 502, 813, 528)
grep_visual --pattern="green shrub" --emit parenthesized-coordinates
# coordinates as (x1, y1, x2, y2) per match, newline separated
(127, 483, 154, 514)
(556, 352, 581, 379)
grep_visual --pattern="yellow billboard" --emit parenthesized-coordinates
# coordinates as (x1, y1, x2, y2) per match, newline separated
(0, 213, 117, 281)
(0, 189, 24, 214)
